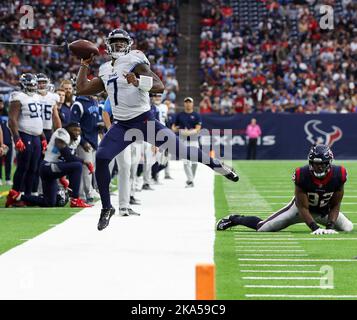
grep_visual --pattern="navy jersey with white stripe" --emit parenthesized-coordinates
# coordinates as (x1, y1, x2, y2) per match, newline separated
(293, 165, 347, 216)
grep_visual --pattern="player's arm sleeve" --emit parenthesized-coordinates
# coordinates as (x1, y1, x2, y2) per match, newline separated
(104, 98, 112, 117)
(59, 146, 84, 163)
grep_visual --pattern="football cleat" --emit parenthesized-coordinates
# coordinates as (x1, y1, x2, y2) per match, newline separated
(5, 189, 21, 208)
(142, 183, 154, 191)
(119, 208, 130, 216)
(128, 208, 140, 216)
(214, 161, 239, 182)
(164, 175, 173, 180)
(130, 196, 141, 205)
(216, 214, 243, 231)
(70, 198, 93, 208)
(185, 181, 194, 188)
(97, 207, 115, 231)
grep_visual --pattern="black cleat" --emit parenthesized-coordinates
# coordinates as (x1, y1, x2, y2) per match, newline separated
(128, 208, 141, 216)
(216, 214, 243, 231)
(97, 207, 115, 231)
(130, 196, 141, 205)
(142, 183, 154, 191)
(214, 161, 239, 182)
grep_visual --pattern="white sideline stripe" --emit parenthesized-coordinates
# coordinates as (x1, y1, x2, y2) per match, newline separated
(235, 246, 302, 248)
(245, 285, 333, 289)
(0, 161, 215, 300)
(235, 238, 357, 241)
(242, 276, 323, 280)
(266, 202, 357, 205)
(239, 264, 318, 267)
(236, 250, 305, 252)
(245, 294, 357, 299)
(239, 258, 357, 262)
(237, 254, 308, 256)
(240, 270, 321, 273)
(237, 242, 300, 245)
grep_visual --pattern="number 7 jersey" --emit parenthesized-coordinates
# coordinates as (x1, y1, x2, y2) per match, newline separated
(293, 165, 347, 216)
(98, 50, 151, 121)
(9, 91, 43, 136)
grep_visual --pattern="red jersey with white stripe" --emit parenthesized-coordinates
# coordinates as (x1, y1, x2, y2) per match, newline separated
(293, 165, 347, 216)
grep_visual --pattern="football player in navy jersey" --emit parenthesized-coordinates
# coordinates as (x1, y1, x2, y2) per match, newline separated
(217, 144, 354, 234)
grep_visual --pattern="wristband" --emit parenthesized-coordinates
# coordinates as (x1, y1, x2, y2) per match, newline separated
(138, 75, 153, 92)
(308, 221, 320, 232)
(13, 134, 19, 143)
(326, 221, 335, 230)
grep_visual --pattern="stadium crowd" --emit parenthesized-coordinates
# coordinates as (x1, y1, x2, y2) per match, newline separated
(0, 0, 179, 102)
(199, 0, 357, 114)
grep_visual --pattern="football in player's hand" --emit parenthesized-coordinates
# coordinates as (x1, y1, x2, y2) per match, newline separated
(68, 40, 99, 60)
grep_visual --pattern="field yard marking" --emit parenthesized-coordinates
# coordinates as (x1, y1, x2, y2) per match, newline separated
(239, 258, 357, 262)
(236, 242, 300, 245)
(245, 294, 357, 299)
(239, 264, 318, 267)
(236, 249, 305, 252)
(235, 238, 357, 241)
(237, 254, 309, 256)
(244, 285, 333, 289)
(236, 246, 302, 248)
(240, 270, 321, 273)
(242, 276, 323, 280)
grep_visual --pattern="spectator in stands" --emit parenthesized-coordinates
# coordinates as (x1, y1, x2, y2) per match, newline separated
(246, 118, 262, 160)
(199, 0, 357, 115)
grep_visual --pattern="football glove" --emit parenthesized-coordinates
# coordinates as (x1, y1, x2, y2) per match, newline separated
(324, 229, 339, 234)
(41, 139, 48, 151)
(59, 176, 69, 189)
(15, 139, 26, 152)
(86, 162, 95, 174)
(311, 228, 339, 235)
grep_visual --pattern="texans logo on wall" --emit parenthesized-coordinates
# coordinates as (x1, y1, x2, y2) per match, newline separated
(304, 120, 343, 147)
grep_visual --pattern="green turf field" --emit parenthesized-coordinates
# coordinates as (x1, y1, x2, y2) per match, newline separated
(0, 175, 81, 254)
(215, 160, 357, 300)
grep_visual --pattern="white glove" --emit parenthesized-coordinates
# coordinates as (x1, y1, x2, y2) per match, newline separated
(311, 228, 339, 235)
(324, 229, 339, 234)
(311, 228, 325, 235)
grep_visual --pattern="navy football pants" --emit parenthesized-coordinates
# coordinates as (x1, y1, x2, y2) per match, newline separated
(96, 110, 219, 209)
(13, 132, 41, 196)
(22, 161, 82, 207)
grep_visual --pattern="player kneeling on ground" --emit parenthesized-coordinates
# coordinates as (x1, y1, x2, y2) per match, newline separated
(6, 122, 94, 208)
(217, 144, 354, 234)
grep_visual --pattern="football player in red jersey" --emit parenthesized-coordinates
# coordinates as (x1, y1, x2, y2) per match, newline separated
(217, 144, 354, 234)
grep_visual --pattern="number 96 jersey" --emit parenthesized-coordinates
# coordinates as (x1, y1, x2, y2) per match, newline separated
(9, 91, 43, 136)
(293, 165, 347, 216)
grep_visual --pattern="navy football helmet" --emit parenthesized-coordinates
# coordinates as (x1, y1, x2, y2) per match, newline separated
(308, 144, 334, 178)
(105, 29, 133, 58)
(19, 73, 38, 94)
(56, 187, 69, 207)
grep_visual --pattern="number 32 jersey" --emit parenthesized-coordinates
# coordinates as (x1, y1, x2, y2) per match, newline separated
(98, 50, 151, 121)
(9, 91, 43, 136)
(293, 165, 347, 216)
